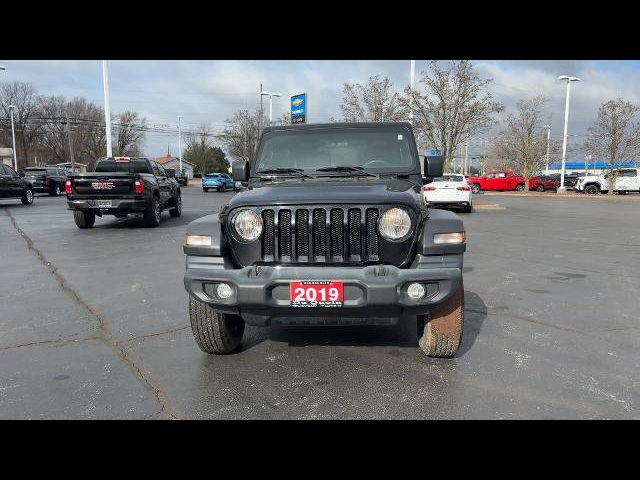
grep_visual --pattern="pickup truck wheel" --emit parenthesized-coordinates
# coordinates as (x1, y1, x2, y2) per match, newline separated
(144, 196, 161, 227)
(73, 210, 95, 228)
(170, 193, 182, 217)
(189, 297, 245, 354)
(585, 185, 600, 195)
(50, 184, 61, 196)
(470, 184, 480, 194)
(21, 188, 34, 205)
(418, 284, 464, 358)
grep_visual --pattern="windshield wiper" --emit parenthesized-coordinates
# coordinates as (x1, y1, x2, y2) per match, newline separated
(256, 168, 315, 179)
(314, 166, 378, 178)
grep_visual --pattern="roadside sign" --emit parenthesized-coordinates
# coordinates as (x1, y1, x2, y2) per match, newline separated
(291, 93, 307, 124)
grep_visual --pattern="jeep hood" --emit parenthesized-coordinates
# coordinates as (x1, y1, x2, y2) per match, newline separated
(227, 178, 422, 211)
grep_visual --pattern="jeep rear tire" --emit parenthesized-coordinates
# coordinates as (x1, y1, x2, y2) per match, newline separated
(144, 196, 161, 227)
(73, 210, 95, 228)
(418, 284, 464, 358)
(189, 297, 245, 354)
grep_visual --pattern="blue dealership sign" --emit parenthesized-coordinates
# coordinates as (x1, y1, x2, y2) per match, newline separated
(291, 93, 307, 124)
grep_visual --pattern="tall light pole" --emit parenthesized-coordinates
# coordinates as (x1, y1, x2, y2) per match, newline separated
(9, 105, 17, 170)
(177, 116, 183, 174)
(102, 60, 113, 157)
(409, 60, 415, 124)
(259, 90, 281, 125)
(557, 75, 580, 193)
(543, 124, 551, 174)
(66, 107, 75, 173)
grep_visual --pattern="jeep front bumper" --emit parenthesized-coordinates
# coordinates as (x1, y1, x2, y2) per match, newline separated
(184, 254, 463, 326)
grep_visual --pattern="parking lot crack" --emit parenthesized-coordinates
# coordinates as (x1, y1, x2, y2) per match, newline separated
(4, 209, 184, 420)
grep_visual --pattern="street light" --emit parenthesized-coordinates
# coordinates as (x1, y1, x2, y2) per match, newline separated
(9, 105, 17, 170)
(557, 75, 580, 193)
(543, 124, 551, 174)
(409, 60, 415, 124)
(259, 90, 281, 125)
(102, 60, 113, 157)
(178, 115, 183, 174)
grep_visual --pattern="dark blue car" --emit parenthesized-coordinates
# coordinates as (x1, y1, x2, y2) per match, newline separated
(202, 173, 235, 192)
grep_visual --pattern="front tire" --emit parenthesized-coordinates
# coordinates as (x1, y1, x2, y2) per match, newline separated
(470, 184, 480, 194)
(189, 297, 245, 354)
(50, 184, 61, 196)
(73, 210, 95, 228)
(515, 184, 525, 191)
(585, 184, 600, 195)
(21, 188, 34, 205)
(536, 185, 544, 192)
(418, 284, 464, 358)
(170, 193, 182, 217)
(144, 196, 161, 227)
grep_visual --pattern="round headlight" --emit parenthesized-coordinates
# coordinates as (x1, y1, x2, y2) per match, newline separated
(233, 209, 263, 242)
(378, 208, 412, 241)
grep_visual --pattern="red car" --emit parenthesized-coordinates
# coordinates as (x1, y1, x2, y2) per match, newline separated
(529, 175, 560, 192)
(466, 170, 526, 193)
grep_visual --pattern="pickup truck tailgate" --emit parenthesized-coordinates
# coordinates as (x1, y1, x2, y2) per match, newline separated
(72, 174, 136, 196)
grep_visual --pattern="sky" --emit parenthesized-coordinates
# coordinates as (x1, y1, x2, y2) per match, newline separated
(1, 60, 639, 161)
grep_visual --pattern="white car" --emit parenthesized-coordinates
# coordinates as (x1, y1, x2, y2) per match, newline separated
(422, 173, 473, 212)
(575, 168, 640, 194)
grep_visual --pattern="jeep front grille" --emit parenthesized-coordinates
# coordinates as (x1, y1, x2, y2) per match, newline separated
(260, 206, 381, 264)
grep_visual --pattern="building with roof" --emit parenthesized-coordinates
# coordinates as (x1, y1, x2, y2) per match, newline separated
(544, 160, 637, 175)
(155, 145, 195, 179)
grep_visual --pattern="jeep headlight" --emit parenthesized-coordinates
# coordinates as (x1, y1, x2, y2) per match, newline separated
(233, 209, 263, 242)
(378, 208, 412, 242)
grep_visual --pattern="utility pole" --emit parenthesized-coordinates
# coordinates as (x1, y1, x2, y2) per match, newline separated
(178, 116, 183, 174)
(9, 105, 17, 170)
(65, 108, 75, 173)
(543, 125, 551, 175)
(102, 60, 113, 157)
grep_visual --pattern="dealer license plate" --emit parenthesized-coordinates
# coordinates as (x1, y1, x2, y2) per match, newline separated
(97, 200, 112, 208)
(290, 281, 344, 307)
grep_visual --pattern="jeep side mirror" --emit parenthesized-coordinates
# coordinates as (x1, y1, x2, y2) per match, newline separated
(423, 155, 444, 179)
(232, 160, 250, 183)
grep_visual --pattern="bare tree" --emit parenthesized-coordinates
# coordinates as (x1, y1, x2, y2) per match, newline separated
(0, 81, 42, 167)
(404, 61, 503, 170)
(585, 98, 640, 195)
(35, 95, 70, 164)
(114, 111, 146, 156)
(493, 96, 549, 191)
(340, 75, 407, 122)
(184, 123, 228, 174)
(221, 109, 268, 164)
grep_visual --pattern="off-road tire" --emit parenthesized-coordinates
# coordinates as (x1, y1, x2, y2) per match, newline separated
(170, 193, 182, 217)
(73, 210, 95, 228)
(21, 188, 34, 205)
(144, 195, 161, 227)
(50, 183, 61, 196)
(585, 184, 600, 195)
(189, 296, 245, 354)
(470, 184, 480, 194)
(418, 284, 464, 358)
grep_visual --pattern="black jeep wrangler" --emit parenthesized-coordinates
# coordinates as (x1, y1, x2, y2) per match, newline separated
(183, 122, 466, 358)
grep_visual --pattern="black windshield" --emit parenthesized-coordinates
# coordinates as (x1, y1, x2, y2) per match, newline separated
(95, 159, 151, 174)
(255, 125, 418, 174)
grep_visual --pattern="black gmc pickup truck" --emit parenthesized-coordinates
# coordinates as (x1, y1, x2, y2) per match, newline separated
(66, 156, 182, 228)
(183, 122, 466, 358)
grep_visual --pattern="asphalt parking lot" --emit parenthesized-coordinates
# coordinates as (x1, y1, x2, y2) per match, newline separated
(1, 188, 639, 419)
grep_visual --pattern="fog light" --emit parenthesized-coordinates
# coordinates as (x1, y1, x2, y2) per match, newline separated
(216, 283, 234, 299)
(407, 282, 426, 299)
